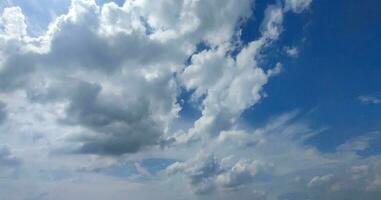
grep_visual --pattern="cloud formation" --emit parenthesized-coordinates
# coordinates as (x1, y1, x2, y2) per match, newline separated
(2, 0, 381, 200)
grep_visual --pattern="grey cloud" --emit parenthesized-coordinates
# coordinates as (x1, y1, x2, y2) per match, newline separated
(1, 2, 187, 82)
(0, 101, 7, 123)
(216, 160, 273, 189)
(0, 0, 259, 158)
(0, 53, 36, 92)
(0, 1, 184, 156)
(0, 145, 20, 167)
(167, 155, 223, 195)
(42, 20, 186, 73)
(0, 145, 21, 177)
(32, 77, 173, 155)
(69, 77, 176, 155)
(187, 156, 221, 194)
(167, 154, 274, 195)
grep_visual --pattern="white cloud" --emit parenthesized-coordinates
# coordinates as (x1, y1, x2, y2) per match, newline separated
(337, 131, 381, 154)
(284, 46, 299, 57)
(284, 0, 312, 13)
(177, 2, 289, 144)
(308, 174, 334, 187)
(261, 5, 283, 40)
(359, 95, 381, 104)
(216, 159, 273, 189)
(0, 6, 27, 40)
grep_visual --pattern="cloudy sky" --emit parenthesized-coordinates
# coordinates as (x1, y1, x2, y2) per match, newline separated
(0, 0, 381, 199)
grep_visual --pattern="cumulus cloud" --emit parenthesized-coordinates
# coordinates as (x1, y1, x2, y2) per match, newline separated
(0, 0, 313, 157)
(177, 2, 293, 144)
(4, 1, 380, 200)
(0, 6, 27, 40)
(0, 0, 258, 156)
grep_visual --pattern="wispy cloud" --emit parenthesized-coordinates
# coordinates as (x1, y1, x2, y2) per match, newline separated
(358, 95, 381, 104)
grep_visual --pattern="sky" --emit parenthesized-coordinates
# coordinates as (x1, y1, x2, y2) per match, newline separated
(0, 0, 380, 199)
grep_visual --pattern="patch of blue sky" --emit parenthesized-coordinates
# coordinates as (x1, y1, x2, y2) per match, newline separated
(96, 0, 125, 7)
(95, 161, 138, 178)
(140, 158, 177, 175)
(1, 0, 70, 36)
(93, 158, 177, 179)
(241, 0, 381, 154)
(2, 0, 125, 36)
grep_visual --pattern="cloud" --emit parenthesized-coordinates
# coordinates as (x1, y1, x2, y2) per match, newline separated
(358, 95, 381, 104)
(284, 0, 312, 13)
(51, 78, 174, 155)
(261, 4, 283, 40)
(216, 159, 273, 189)
(284, 46, 299, 57)
(0, 0, 258, 156)
(0, 6, 27, 40)
(167, 154, 222, 195)
(166, 111, 324, 195)
(337, 131, 381, 154)
(0, 145, 21, 176)
(0, 145, 20, 167)
(308, 174, 334, 187)
(164, 108, 381, 199)
(0, 0, 314, 158)
(0, 101, 7, 124)
(4, 0, 379, 200)
(177, 2, 292, 144)
(179, 42, 270, 142)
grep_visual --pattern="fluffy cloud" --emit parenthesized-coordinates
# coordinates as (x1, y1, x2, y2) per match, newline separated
(177, 2, 287, 143)
(0, 6, 27, 40)
(0, 0, 258, 156)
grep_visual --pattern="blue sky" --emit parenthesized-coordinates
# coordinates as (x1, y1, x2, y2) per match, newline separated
(240, 0, 381, 152)
(0, 0, 380, 199)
